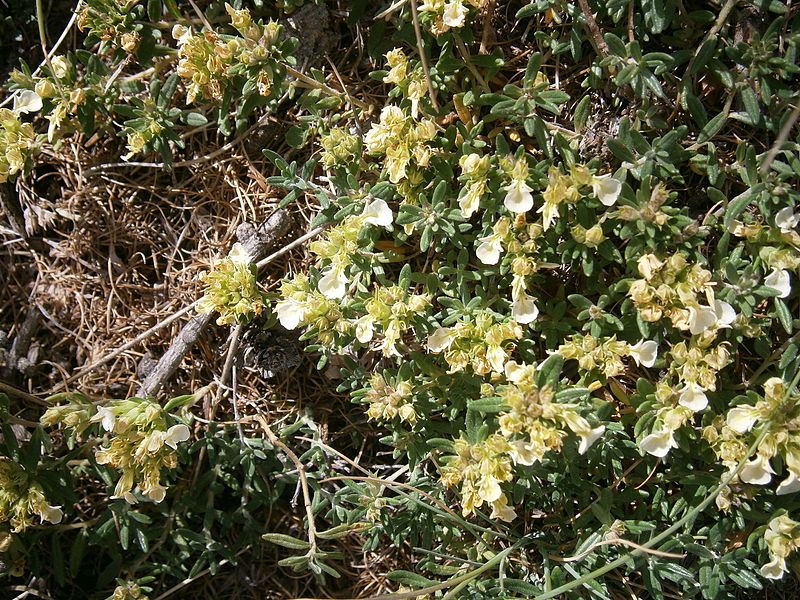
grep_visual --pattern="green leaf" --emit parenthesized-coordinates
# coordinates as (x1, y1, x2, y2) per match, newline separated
(775, 298, 793, 334)
(386, 570, 436, 588)
(537, 354, 564, 388)
(573, 95, 591, 132)
(604, 33, 628, 57)
(261, 533, 312, 550)
(722, 187, 756, 229)
(467, 397, 509, 413)
(555, 388, 591, 402)
(516, 3, 539, 19)
(740, 86, 761, 125)
(183, 112, 208, 126)
(698, 111, 727, 143)
(285, 126, 306, 148)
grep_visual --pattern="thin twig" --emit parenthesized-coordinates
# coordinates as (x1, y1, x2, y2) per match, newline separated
(760, 102, 800, 175)
(576, 0, 609, 58)
(408, 0, 439, 110)
(255, 414, 318, 553)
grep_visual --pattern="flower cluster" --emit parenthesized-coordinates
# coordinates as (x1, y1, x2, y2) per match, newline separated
(383, 49, 427, 117)
(364, 105, 437, 184)
(173, 4, 283, 104)
(628, 253, 729, 334)
(42, 394, 191, 504)
(557, 335, 658, 378)
(364, 373, 417, 424)
(440, 435, 516, 522)
(197, 243, 265, 326)
(306, 198, 393, 299)
(714, 377, 800, 493)
(496, 361, 605, 465)
(92, 398, 191, 503)
(760, 514, 800, 579)
(77, 0, 141, 52)
(536, 164, 621, 230)
(0, 108, 35, 183)
(667, 334, 730, 410)
(458, 152, 492, 218)
(427, 315, 523, 375)
(419, 0, 484, 34)
(275, 273, 344, 346)
(319, 127, 361, 170)
(352, 284, 431, 356)
(111, 581, 150, 600)
(40, 392, 96, 437)
(0, 460, 62, 532)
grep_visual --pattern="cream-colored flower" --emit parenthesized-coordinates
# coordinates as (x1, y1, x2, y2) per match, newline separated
(427, 327, 454, 352)
(765, 268, 791, 298)
(362, 198, 393, 228)
(687, 304, 718, 335)
(228, 242, 251, 265)
(442, 0, 468, 28)
(476, 233, 503, 265)
(760, 555, 787, 579)
(591, 174, 621, 206)
(354, 315, 375, 343)
(318, 265, 348, 299)
(775, 207, 800, 233)
(740, 454, 774, 485)
(678, 382, 708, 411)
(511, 291, 539, 324)
(13, 90, 42, 114)
(640, 428, 678, 457)
(275, 298, 306, 330)
(40, 504, 63, 525)
(163, 424, 190, 449)
(50, 56, 69, 80)
(726, 405, 760, 434)
(628, 340, 658, 368)
(504, 179, 534, 213)
(714, 299, 736, 328)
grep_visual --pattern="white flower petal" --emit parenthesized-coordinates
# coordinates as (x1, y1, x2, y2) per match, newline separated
(228, 242, 251, 265)
(765, 269, 791, 298)
(41, 505, 63, 524)
(776, 471, 800, 495)
(355, 316, 374, 343)
(164, 424, 190, 449)
(740, 455, 774, 485)
(427, 327, 453, 352)
(687, 304, 718, 335)
(775, 207, 800, 233)
(362, 198, 393, 228)
(760, 556, 787, 580)
(146, 483, 167, 503)
(714, 299, 736, 328)
(512, 292, 539, 324)
(275, 298, 305, 330)
(95, 406, 116, 432)
(442, 0, 467, 28)
(476, 236, 502, 265)
(629, 340, 658, 368)
(726, 406, 759, 434)
(591, 174, 622, 206)
(578, 425, 605, 454)
(318, 266, 348, 299)
(640, 429, 677, 458)
(678, 382, 708, 412)
(503, 180, 534, 213)
(13, 90, 43, 114)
